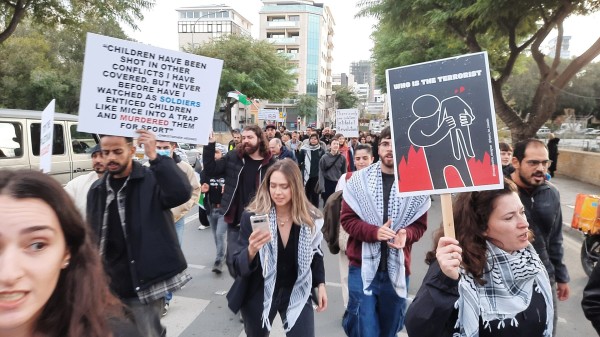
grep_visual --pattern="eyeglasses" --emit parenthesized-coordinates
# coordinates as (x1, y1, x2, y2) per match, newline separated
(525, 160, 552, 168)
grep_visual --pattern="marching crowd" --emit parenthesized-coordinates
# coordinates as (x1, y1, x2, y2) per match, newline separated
(3, 123, 600, 337)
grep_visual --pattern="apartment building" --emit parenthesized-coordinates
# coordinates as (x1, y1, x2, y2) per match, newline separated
(259, 0, 335, 129)
(176, 5, 252, 50)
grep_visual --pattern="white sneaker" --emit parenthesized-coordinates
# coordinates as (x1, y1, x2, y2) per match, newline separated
(197, 225, 209, 230)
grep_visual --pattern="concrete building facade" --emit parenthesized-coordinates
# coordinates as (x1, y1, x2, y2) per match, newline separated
(176, 5, 252, 50)
(259, 0, 335, 129)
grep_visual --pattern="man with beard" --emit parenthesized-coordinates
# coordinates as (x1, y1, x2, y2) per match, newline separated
(320, 127, 333, 146)
(202, 125, 275, 277)
(340, 126, 430, 337)
(228, 129, 241, 152)
(87, 130, 192, 337)
(510, 138, 570, 336)
(265, 124, 280, 140)
(64, 144, 106, 218)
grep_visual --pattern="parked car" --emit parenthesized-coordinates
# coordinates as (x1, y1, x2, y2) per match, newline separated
(178, 143, 202, 167)
(536, 126, 551, 136)
(0, 109, 99, 185)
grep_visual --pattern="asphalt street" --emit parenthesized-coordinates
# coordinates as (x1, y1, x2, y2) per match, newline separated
(163, 174, 600, 337)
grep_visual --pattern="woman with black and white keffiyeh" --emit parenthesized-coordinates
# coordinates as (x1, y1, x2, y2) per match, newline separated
(229, 159, 327, 337)
(406, 178, 553, 337)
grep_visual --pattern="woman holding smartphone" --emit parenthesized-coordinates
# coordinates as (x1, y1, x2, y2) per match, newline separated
(230, 158, 327, 337)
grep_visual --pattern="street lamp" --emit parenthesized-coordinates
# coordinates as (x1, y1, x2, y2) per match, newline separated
(190, 10, 228, 48)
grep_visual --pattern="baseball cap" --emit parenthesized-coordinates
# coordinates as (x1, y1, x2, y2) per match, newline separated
(90, 144, 102, 157)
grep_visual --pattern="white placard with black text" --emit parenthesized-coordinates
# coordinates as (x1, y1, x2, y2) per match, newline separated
(78, 33, 223, 144)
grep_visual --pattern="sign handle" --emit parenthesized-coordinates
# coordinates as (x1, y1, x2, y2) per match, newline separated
(441, 194, 455, 239)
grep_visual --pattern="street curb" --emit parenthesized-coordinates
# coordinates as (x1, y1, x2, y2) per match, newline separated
(563, 222, 586, 241)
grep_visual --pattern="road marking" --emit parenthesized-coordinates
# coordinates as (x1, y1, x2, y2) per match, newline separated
(188, 264, 206, 270)
(184, 213, 198, 224)
(163, 296, 210, 337)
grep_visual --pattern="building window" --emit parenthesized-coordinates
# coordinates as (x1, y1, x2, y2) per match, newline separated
(268, 16, 286, 21)
(289, 15, 300, 21)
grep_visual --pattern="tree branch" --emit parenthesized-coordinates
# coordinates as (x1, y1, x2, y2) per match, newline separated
(550, 21, 564, 73)
(554, 36, 600, 89)
(0, 0, 28, 44)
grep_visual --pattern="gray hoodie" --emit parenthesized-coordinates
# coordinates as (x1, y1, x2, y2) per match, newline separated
(318, 152, 347, 191)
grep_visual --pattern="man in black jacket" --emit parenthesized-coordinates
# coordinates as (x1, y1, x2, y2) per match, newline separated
(203, 125, 275, 277)
(510, 138, 570, 336)
(583, 261, 600, 334)
(87, 130, 192, 337)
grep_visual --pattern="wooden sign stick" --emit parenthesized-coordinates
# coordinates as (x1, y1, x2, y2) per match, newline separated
(441, 194, 455, 239)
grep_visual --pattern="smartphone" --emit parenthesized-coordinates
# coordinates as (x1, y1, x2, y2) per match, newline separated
(250, 214, 270, 233)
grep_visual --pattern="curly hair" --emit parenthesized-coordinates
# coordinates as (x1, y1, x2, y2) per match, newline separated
(425, 178, 521, 285)
(0, 170, 123, 337)
(240, 124, 270, 158)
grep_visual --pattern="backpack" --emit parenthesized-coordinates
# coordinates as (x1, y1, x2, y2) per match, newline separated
(322, 172, 352, 254)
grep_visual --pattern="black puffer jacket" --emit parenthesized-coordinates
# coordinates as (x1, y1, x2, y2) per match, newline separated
(202, 142, 275, 225)
(515, 181, 569, 283)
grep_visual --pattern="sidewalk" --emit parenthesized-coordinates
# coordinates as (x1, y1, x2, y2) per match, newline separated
(550, 174, 600, 239)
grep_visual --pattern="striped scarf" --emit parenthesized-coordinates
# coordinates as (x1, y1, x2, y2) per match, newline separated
(455, 242, 553, 337)
(343, 162, 430, 297)
(259, 207, 324, 332)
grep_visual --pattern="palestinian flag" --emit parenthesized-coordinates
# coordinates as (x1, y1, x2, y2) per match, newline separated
(227, 90, 251, 105)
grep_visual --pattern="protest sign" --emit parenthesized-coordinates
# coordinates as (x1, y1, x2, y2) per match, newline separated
(386, 52, 502, 197)
(259, 109, 281, 122)
(78, 33, 223, 144)
(40, 99, 55, 173)
(335, 109, 359, 137)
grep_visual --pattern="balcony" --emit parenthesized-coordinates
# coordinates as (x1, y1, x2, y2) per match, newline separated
(267, 21, 299, 28)
(267, 37, 299, 45)
(281, 53, 299, 61)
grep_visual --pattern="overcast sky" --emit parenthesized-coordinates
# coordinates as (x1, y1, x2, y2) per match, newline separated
(124, 0, 600, 74)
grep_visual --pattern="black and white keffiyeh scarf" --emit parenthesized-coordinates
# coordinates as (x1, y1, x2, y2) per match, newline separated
(301, 143, 322, 184)
(455, 241, 553, 337)
(259, 207, 324, 332)
(343, 161, 430, 297)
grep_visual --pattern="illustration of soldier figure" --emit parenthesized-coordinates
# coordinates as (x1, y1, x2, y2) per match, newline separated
(407, 94, 475, 189)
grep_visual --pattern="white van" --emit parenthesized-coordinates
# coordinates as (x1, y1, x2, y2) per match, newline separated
(0, 109, 99, 185)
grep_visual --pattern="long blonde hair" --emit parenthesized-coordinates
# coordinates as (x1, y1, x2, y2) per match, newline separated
(246, 159, 322, 228)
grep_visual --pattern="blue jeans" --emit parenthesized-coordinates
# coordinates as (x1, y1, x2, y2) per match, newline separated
(342, 266, 407, 337)
(174, 217, 185, 248)
(166, 217, 185, 304)
(208, 206, 227, 264)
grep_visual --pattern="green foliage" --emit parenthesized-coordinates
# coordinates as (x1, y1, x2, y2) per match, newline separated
(333, 85, 359, 109)
(0, 17, 129, 112)
(371, 22, 468, 90)
(361, 0, 600, 142)
(295, 94, 317, 119)
(191, 34, 295, 103)
(0, 0, 153, 43)
(505, 57, 600, 118)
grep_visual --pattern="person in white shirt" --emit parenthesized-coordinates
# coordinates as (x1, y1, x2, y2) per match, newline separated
(64, 144, 105, 218)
